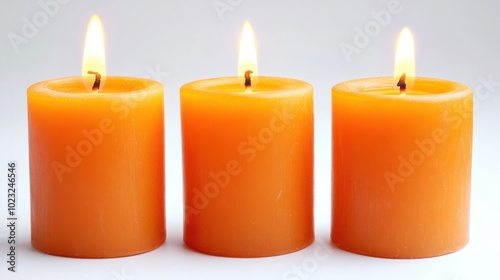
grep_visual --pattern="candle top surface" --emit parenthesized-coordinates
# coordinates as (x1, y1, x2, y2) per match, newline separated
(333, 77, 471, 101)
(181, 76, 312, 98)
(28, 76, 163, 98)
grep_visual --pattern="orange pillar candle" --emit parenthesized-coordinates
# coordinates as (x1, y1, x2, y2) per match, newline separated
(27, 15, 165, 258)
(332, 77, 472, 258)
(331, 28, 473, 258)
(181, 76, 314, 257)
(180, 21, 314, 258)
(28, 76, 165, 258)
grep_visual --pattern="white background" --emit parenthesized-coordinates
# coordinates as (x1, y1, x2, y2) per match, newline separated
(1, 0, 499, 279)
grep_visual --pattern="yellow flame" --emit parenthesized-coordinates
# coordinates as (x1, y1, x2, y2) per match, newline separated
(82, 14, 106, 92)
(238, 21, 258, 87)
(393, 27, 415, 90)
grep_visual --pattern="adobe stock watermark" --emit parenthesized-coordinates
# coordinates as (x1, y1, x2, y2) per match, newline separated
(51, 64, 169, 183)
(339, 0, 412, 63)
(281, 239, 333, 280)
(384, 74, 500, 191)
(7, 0, 71, 54)
(144, 64, 170, 83)
(51, 119, 115, 182)
(213, 0, 244, 21)
(110, 268, 135, 280)
(185, 107, 296, 223)
(384, 128, 449, 192)
(472, 74, 500, 111)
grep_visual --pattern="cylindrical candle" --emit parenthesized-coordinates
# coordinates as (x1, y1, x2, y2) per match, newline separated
(28, 76, 165, 258)
(180, 76, 314, 257)
(332, 77, 473, 258)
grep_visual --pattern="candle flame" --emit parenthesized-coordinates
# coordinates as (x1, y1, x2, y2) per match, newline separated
(238, 21, 258, 90)
(82, 14, 106, 92)
(394, 27, 415, 91)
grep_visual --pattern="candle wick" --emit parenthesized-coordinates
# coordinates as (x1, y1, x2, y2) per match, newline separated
(87, 71, 101, 92)
(244, 70, 253, 89)
(397, 73, 406, 93)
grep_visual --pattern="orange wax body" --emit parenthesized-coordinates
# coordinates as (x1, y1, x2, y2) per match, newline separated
(332, 77, 473, 258)
(28, 77, 165, 258)
(180, 77, 314, 257)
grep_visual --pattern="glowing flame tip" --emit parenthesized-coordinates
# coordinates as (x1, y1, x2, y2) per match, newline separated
(82, 14, 106, 91)
(394, 27, 415, 91)
(238, 21, 258, 83)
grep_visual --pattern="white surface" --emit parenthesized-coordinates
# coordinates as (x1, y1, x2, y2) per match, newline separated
(1, 0, 499, 279)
